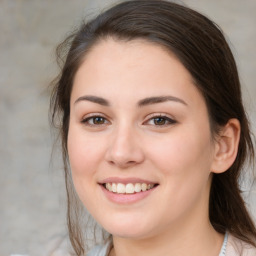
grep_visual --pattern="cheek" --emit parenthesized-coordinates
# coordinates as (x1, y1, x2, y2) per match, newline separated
(67, 126, 104, 209)
(147, 125, 213, 190)
(145, 129, 213, 220)
(67, 127, 103, 177)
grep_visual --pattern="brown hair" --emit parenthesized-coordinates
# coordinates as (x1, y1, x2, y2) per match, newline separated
(50, 0, 256, 254)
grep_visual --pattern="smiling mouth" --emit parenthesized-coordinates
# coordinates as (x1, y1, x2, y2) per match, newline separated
(103, 182, 159, 194)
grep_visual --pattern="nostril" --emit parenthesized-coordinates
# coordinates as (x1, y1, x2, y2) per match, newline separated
(107, 159, 137, 168)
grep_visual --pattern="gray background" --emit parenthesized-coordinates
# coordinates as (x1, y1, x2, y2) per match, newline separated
(0, 0, 255, 255)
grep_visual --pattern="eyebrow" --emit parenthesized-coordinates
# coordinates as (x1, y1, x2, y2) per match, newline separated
(74, 95, 187, 107)
(74, 95, 110, 106)
(137, 96, 187, 107)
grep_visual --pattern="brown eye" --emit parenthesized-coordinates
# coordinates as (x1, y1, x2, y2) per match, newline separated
(93, 117, 105, 124)
(145, 115, 177, 127)
(153, 117, 167, 125)
(81, 115, 109, 126)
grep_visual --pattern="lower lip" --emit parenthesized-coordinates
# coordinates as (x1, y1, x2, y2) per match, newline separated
(100, 185, 158, 204)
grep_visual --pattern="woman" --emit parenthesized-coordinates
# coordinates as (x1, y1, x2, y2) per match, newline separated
(50, 1, 256, 255)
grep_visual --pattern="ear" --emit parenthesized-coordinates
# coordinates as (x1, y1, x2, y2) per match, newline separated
(211, 118, 241, 174)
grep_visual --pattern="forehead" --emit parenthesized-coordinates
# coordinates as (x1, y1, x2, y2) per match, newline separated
(71, 38, 204, 108)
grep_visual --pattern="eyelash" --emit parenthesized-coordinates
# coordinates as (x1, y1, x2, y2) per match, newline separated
(143, 114, 177, 127)
(81, 113, 109, 126)
(81, 113, 176, 127)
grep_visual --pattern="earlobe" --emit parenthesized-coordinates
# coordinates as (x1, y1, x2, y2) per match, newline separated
(211, 118, 241, 174)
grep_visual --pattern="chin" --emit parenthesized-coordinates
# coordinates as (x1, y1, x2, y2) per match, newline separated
(109, 228, 150, 239)
(100, 217, 155, 239)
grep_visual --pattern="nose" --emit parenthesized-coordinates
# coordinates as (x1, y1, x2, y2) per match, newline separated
(105, 126, 145, 169)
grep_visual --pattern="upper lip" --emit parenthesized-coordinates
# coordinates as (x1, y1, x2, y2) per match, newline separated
(99, 177, 159, 185)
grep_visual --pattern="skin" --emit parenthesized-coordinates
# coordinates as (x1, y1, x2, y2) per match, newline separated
(68, 38, 240, 256)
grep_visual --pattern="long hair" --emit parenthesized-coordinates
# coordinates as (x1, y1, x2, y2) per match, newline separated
(50, 1, 256, 254)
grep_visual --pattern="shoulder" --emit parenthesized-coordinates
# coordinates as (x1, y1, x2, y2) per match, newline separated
(226, 233, 256, 256)
(87, 239, 113, 256)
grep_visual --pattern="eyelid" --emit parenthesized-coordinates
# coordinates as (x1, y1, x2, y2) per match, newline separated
(143, 113, 177, 126)
(81, 112, 111, 125)
(81, 112, 105, 119)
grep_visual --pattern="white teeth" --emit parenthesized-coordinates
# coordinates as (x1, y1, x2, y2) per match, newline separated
(126, 183, 135, 194)
(141, 183, 147, 191)
(134, 183, 142, 192)
(117, 183, 126, 193)
(105, 182, 156, 194)
(106, 183, 112, 192)
(112, 183, 117, 192)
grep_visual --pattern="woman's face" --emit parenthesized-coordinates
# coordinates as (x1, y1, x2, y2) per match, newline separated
(68, 39, 216, 239)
